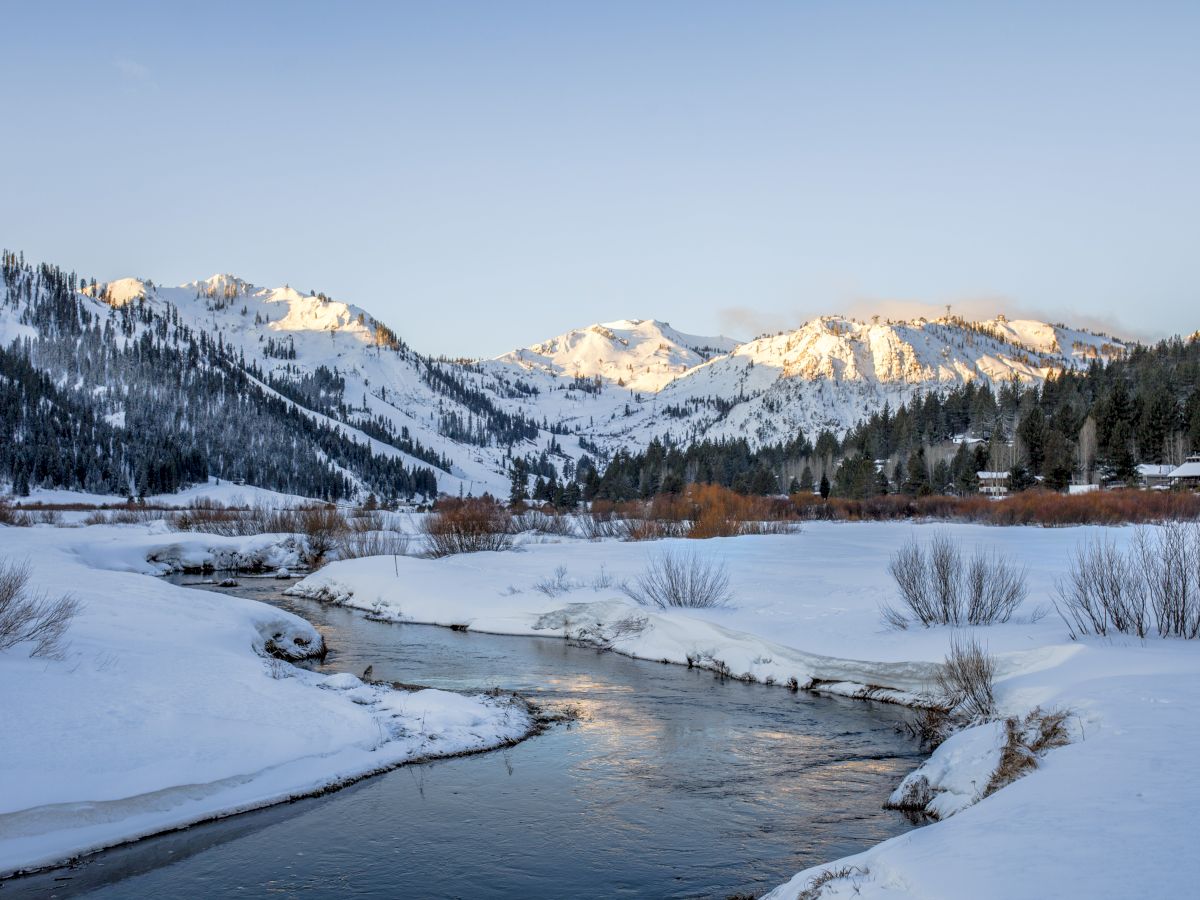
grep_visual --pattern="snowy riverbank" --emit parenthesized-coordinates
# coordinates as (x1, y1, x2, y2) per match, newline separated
(288, 523, 1200, 899)
(0, 525, 534, 877)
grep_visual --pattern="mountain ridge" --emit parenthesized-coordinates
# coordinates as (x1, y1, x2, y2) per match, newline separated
(2, 252, 1135, 499)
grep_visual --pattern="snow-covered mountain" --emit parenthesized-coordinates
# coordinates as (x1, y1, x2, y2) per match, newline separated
(582, 315, 1126, 447)
(496, 319, 737, 392)
(1, 252, 1130, 499)
(484, 313, 1126, 454)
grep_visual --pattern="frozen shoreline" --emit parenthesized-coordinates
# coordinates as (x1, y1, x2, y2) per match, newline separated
(0, 526, 536, 878)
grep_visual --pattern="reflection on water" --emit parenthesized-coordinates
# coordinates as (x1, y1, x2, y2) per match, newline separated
(8, 576, 924, 900)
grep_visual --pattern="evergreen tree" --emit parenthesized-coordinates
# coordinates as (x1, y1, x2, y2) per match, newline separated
(508, 463, 529, 506)
(1017, 406, 1047, 474)
(1008, 461, 1037, 492)
(799, 464, 814, 492)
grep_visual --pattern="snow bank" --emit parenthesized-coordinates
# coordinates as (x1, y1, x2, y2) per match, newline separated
(886, 721, 1007, 819)
(6, 478, 318, 510)
(289, 524, 1100, 697)
(56, 526, 306, 575)
(289, 522, 1200, 899)
(0, 525, 533, 877)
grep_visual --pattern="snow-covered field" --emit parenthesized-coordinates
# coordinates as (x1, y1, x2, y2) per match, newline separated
(288, 522, 1200, 899)
(0, 525, 534, 877)
(3, 518, 1198, 895)
(7, 478, 322, 510)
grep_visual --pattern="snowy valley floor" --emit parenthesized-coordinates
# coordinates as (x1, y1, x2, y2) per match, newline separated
(0, 525, 534, 877)
(1, 520, 1198, 897)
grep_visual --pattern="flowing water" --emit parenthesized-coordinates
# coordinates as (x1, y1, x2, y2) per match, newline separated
(9, 577, 923, 899)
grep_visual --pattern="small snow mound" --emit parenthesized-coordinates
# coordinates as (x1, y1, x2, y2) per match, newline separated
(320, 673, 364, 691)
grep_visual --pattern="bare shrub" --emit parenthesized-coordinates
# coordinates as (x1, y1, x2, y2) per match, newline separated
(880, 602, 911, 631)
(297, 505, 348, 567)
(964, 551, 1028, 625)
(790, 488, 1200, 526)
(591, 565, 617, 591)
(575, 513, 623, 540)
(935, 634, 997, 723)
(1055, 525, 1200, 639)
(347, 509, 385, 533)
(1133, 523, 1199, 639)
(421, 498, 514, 557)
(929, 533, 963, 625)
(888, 539, 934, 624)
(514, 510, 573, 537)
(885, 534, 1027, 627)
(108, 506, 160, 525)
(336, 529, 410, 560)
(168, 500, 307, 536)
(0, 559, 81, 658)
(534, 565, 575, 597)
(170, 502, 260, 535)
(622, 549, 732, 609)
(1054, 538, 1141, 638)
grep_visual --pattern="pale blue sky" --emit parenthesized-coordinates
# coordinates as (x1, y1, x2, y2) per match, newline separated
(2, 1, 1196, 355)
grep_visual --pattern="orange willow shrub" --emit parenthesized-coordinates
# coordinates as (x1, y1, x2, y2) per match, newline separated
(788, 488, 1200, 526)
(421, 497, 514, 556)
(580, 483, 1198, 537)
(640, 484, 791, 538)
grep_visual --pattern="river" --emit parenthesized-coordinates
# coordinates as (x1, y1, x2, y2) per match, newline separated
(9, 577, 922, 899)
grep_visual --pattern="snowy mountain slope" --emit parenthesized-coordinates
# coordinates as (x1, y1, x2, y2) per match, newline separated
(495, 318, 737, 392)
(3, 250, 1133, 499)
(77, 274, 535, 495)
(521, 314, 1128, 451)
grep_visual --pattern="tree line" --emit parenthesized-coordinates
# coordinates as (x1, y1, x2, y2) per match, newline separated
(1, 252, 438, 501)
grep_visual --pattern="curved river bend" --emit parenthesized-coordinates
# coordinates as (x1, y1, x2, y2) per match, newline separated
(11, 579, 922, 899)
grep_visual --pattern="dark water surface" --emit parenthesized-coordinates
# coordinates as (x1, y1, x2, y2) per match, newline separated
(8, 577, 922, 899)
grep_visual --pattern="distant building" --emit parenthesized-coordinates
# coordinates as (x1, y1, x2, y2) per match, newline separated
(1169, 456, 1200, 491)
(1136, 464, 1175, 489)
(977, 471, 1009, 497)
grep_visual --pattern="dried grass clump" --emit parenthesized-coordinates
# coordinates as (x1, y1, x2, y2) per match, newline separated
(0, 559, 80, 659)
(622, 549, 732, 609)
(985, 707, 1072, 796)
(795, 866, 868, 900)
(421, 497, 514, 557)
